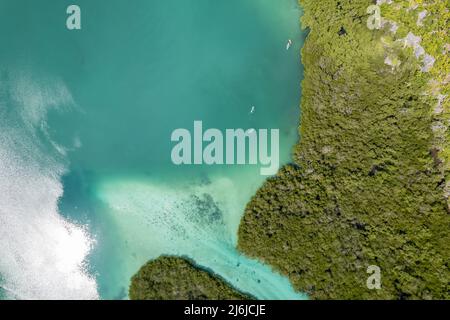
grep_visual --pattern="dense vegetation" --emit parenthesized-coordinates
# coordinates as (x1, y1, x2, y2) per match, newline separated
(238, 0, 449, 299)
(129, 256, 251, 300)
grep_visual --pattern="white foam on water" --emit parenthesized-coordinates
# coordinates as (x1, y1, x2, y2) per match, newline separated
(0, 71, 98, 300)
(9, 71, 74, 130)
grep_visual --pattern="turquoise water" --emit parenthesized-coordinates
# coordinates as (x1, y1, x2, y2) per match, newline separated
(0, 0, 305, 299)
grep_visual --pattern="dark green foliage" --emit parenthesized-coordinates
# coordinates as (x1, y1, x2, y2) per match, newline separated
(129, 256, 252, 300)
(238, 0, 450, 299)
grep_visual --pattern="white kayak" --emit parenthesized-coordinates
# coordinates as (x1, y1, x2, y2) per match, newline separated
(286, 39, 292, 50)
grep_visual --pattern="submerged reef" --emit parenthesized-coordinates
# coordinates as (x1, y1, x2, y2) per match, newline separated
(238, 0, 450, 299)
(129, 256, 251, 300)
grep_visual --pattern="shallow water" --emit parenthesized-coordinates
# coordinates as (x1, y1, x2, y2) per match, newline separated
(0, 0, 305, 299)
